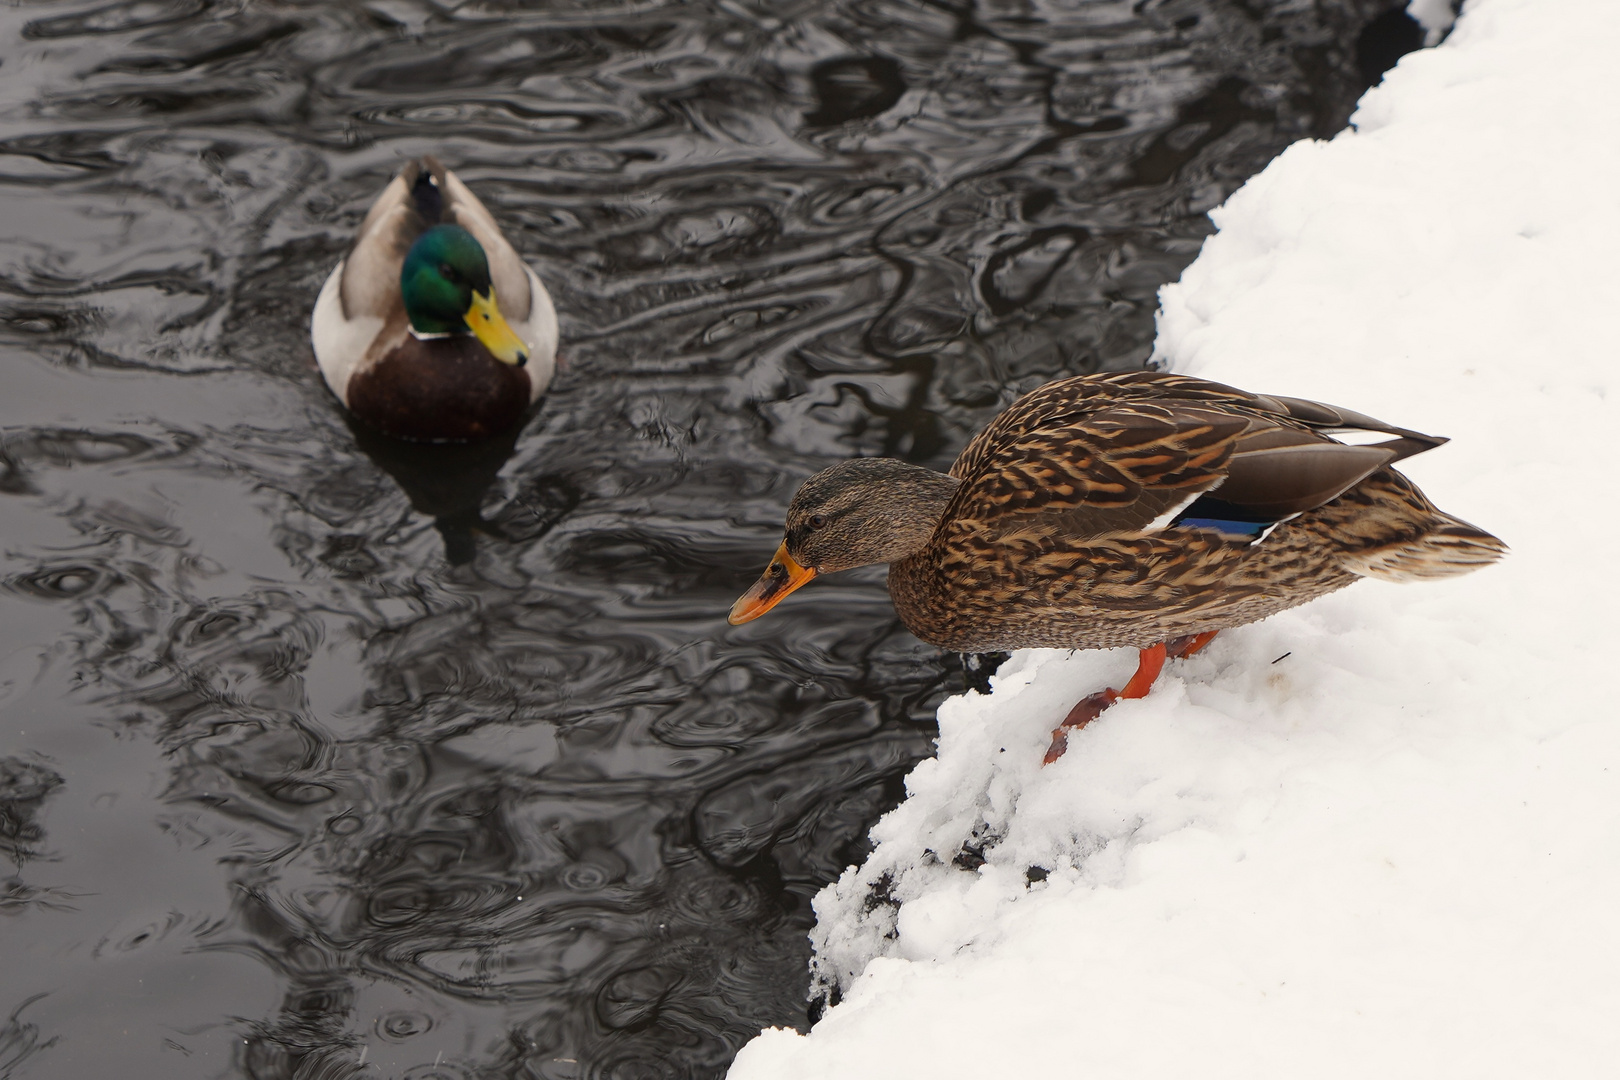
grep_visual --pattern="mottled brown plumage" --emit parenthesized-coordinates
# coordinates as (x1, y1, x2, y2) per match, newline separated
(731, 371, 1506, 656)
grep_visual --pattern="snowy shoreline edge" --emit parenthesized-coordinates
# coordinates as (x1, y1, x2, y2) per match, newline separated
(731, 0, 1620, 1075)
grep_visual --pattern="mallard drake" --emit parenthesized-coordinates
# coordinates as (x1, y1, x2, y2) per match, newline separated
(311, 157, 558, 442)
(729, 371, 1506, 760)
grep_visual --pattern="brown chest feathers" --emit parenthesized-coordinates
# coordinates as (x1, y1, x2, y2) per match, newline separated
(346, 335, 531, 443)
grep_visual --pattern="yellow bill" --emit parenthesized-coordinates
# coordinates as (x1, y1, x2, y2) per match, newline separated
(465, 289, 530, 367)
(728, 542, 817, 624)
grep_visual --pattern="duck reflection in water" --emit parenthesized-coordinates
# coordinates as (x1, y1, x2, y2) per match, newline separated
(343, 412, 521, 565)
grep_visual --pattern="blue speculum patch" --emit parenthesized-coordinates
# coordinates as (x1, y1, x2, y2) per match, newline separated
(1174, 517, 1272, 537)
(1169, 495, 1282, 539)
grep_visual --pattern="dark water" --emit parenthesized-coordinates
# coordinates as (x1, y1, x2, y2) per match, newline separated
(0, 1, 1412, 1077)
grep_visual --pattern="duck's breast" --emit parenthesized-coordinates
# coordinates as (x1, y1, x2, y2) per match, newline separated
(345, 335, 531, 443)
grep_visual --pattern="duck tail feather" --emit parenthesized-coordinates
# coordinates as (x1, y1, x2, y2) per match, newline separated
(1340, 512, 1508, 581)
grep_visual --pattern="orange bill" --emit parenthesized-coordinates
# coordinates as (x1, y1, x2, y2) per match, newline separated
(728, 543, 817, 624)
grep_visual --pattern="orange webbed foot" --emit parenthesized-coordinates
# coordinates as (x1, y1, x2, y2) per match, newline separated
(1042, 635, 1222, 763)
(1043, 689, 1118, 764)
(1043, 643, 1169, 764)
(1166, 630, 1219, 659)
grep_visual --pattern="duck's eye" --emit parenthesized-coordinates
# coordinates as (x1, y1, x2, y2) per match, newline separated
(807, 514, 827, 530)
(439, 263, 457, 281)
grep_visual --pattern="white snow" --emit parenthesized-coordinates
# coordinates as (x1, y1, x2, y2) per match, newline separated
(729, 0, 1620, 1076)
(1407, 0, 1458, 41)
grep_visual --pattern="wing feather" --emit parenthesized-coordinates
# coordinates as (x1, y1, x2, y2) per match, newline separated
(336, 157, 535, 326)
(941, 372, 1450, 543)
(338, 169, 417, 323)
(436, 160, 533, 323)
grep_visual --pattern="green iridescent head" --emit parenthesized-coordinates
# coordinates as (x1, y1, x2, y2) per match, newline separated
(399, 225, 529, 366)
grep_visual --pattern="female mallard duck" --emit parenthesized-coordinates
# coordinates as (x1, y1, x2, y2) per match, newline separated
(730, 371, 1506, 761)
(311, 157, 558, 442)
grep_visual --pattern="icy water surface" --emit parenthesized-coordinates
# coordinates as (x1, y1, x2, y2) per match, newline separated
(0, 1, 1413, 1076)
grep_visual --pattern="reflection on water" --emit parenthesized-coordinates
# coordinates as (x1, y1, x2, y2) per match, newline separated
(0, 0, 1411, 1076)
(345, 418, 532, 565)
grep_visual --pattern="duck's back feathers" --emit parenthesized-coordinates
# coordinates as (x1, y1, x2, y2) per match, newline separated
(336, 165, 419, 325)
(335, 158, 529, 322)
(434, 164, 533, 325)
(943, 371, 1451, 543)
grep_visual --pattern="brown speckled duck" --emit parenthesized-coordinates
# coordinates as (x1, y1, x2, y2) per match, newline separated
(729, 371, 1507, 761)
(311, 157, 558, 443)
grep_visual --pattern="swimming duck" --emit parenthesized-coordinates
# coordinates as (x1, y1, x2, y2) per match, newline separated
(729, 371, 1506, 761)
(311, 157, 558, 442)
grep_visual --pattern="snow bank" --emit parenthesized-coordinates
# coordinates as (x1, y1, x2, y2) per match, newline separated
(729, 0, 1620, 1076)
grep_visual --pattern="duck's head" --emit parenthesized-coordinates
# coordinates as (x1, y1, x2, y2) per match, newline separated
(400, 224, 531, 367)
(728, 458, 961, 625)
